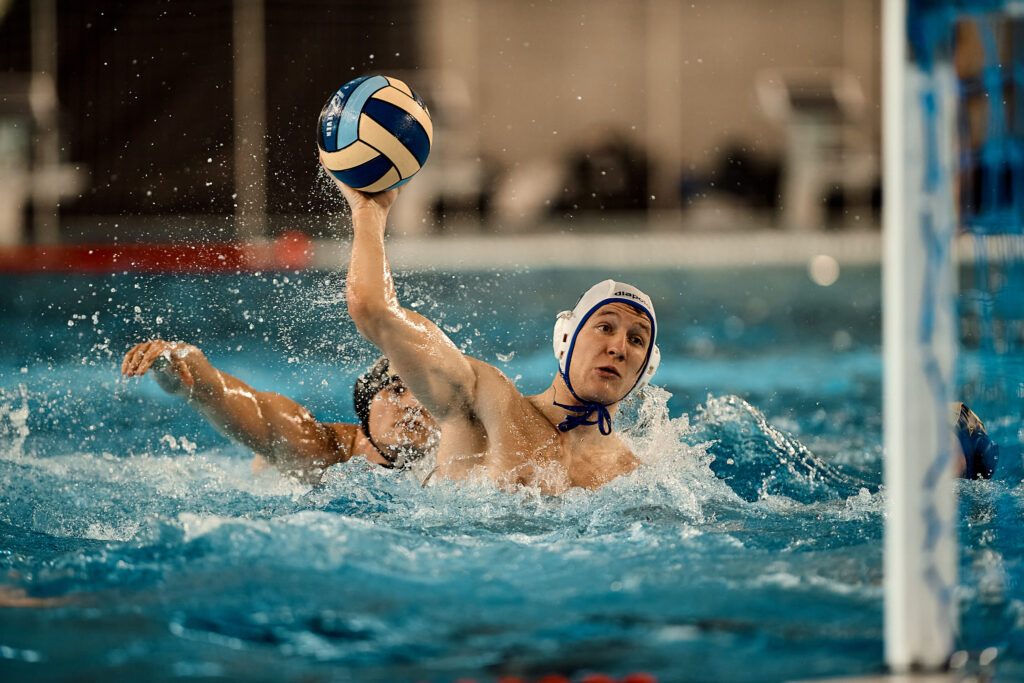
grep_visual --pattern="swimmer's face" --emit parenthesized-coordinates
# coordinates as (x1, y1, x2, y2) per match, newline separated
(568, 302, 652, 404)
(367, 380, 438, 461)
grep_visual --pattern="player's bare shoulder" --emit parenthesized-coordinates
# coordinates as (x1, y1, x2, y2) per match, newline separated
(465, 357, 523, 398)
(464, 357, 546, 422)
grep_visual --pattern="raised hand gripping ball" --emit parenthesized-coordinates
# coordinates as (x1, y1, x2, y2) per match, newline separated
(317, 75, 433, 193)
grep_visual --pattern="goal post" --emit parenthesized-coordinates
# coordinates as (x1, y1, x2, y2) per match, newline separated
(883, 0, 959, 671)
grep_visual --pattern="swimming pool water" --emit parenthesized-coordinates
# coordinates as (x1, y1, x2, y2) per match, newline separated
(0, 266, 1021, 682)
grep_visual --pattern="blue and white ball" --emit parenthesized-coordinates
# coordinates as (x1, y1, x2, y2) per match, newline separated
(317, 75, 433, 193)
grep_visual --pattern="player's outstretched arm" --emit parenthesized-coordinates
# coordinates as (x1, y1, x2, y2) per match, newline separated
(335, 179, 478, 422)
(121, 340, 352, 475)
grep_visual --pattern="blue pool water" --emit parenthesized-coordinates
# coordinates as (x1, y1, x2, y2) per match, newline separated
(0, 266, 1021, 682)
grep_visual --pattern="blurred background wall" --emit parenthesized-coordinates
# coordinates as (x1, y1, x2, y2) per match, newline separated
(0, 0, 882, 244)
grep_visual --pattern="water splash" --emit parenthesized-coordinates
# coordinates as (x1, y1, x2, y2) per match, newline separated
(693, 394, 868, 503)
(0, 385, 31, 460)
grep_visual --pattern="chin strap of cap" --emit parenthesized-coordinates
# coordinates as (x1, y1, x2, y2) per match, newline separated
(554, 400, 613, 435)
(553, 369, 614, 435)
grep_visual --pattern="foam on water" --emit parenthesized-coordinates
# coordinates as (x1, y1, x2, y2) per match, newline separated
(0, 384, 878, 588)
(0, 382, 895, 579)
(0, 386, 30, 459)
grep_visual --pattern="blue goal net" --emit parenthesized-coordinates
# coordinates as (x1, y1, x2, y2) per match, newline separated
(908, 0, 1024, 456)
(886, 0, 1024, 672)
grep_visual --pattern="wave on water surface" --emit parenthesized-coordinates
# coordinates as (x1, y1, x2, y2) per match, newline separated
(0, 380, 901, 682)
(0, 384, 878, 558)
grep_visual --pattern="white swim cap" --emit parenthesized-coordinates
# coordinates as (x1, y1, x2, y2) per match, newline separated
(552, 279, 661, 398)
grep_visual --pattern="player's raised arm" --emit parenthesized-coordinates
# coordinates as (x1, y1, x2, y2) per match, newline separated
(334, 180, 478, 423)
(121, 340, 351, 475)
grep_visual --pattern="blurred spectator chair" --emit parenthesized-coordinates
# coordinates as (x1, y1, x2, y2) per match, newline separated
(492, 125, 649, 231)
(556, 126, 649, 215)
(492, 158, 566, 230)
(0, 74, 86, 245)
(0, 75, 33, 246)
(757, 68, 878, 231)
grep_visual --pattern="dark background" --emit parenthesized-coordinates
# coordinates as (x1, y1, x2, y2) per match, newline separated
(0, 0, 419, 218)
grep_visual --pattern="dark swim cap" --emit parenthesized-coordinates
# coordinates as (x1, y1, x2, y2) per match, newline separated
(353, 357, 399, 444)
(953, 402, 999, 480)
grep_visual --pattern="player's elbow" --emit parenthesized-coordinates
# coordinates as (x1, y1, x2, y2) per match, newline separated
(346, 285, 393, 339)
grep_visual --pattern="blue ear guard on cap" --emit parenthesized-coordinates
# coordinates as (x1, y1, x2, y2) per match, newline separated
(550, 280, 661, 434)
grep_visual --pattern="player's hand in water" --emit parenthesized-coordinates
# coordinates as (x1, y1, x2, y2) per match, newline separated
(325, 172, 400, 218)
(121, 339, 197, 393)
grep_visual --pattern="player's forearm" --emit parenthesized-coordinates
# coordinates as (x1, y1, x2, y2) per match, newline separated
(346, 208, 401, 339)
(126, 340, 328, 462)
(176, 356, 257, 425)
(175, 357, 337, 462)
(148, 347, 264, 445)
(185, 369, 274, 451)
(155, 347, 257, 427)
(200, 387, 344, 469)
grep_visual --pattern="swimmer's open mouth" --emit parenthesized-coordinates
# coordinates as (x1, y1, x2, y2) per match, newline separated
(596, 366, 621, 378)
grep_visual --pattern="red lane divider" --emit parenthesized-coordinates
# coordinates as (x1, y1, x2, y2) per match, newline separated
(0, 232, 313, 274)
